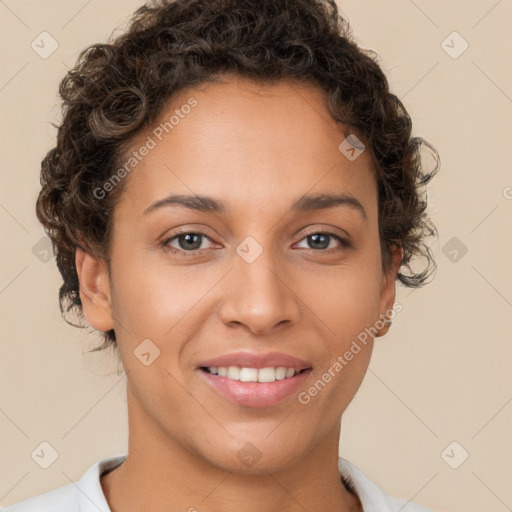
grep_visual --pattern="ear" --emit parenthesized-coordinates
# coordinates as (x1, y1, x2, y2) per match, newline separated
(375, 243, 403, 338)
(75, 247, 114, 332)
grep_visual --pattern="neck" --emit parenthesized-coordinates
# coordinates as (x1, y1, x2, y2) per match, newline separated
(101, 384, 362, 512)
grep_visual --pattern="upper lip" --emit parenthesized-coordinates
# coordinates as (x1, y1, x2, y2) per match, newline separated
(197, 351, 312, 370)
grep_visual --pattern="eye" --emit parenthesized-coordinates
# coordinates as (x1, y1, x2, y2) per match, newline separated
(161, 229, 352, 256)
(295, 232, 351, 252)
(162, 232, 214, 253)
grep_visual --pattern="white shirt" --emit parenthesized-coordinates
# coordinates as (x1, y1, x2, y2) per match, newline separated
(1, 454, 435, 512)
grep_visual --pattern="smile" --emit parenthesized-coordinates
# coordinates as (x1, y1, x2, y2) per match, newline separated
(202, 365, 304, 382)
(199, 366, 312, 408)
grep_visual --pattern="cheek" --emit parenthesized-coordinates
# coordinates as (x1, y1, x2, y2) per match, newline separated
(299, 278, 378, 415)
(107, 254, 226, 390)
(108, 247, 200, 338)
(303, 257, 383, 338)
(298, 251, 382, 392)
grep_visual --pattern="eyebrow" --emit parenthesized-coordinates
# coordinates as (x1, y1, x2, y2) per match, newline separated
(143, 192, 367, 221)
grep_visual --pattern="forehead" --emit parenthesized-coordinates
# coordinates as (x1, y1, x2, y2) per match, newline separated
(114, 76, 377, 220)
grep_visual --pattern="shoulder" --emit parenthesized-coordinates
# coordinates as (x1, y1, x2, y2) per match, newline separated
(1, 454, 126, 512)
(338, 457, 436, 512)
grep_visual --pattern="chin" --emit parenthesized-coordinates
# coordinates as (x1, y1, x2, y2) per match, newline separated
(194, 435, 310, 475)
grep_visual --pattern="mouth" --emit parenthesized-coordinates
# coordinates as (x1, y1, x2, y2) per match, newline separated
(196, 351, 313, 407)
(197, 364, 313, 408)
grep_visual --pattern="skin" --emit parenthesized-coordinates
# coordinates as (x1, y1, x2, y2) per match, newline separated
(75, 75, 402, 512)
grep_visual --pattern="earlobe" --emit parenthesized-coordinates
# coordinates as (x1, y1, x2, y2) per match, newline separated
(376, 244, 403, 338)
(75, 247, 114, 332)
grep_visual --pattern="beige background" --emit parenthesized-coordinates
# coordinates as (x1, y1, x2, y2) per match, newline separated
(1, 1, 511, 511)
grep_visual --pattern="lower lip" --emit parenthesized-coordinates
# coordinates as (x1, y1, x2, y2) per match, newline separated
(198, 368, 312, 408)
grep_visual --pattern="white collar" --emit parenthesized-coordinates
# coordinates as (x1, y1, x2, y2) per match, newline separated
(72, 453, 433, 512)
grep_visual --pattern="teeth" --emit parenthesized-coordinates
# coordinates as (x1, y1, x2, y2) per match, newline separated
(275, 367, 287, 380)
(239, 367, 258, 382)
(206, 366, 301, 382)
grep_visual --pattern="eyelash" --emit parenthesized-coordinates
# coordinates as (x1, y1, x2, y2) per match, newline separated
(160, 230, 352, 256)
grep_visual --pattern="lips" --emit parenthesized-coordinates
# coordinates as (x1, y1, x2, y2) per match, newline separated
(196, 351, 313, 407)
(197, 351, 312, 371)
(200, 368, 312, 407)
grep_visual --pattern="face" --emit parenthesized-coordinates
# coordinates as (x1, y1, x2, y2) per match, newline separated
(77, 76, 401, 473)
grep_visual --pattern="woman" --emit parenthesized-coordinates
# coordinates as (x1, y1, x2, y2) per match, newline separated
(5, 0, 439, 510)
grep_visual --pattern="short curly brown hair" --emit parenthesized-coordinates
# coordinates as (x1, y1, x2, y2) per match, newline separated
(36, 0, 439, 353)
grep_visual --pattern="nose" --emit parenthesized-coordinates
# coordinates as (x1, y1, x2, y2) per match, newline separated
(218, 244, 301, 335)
